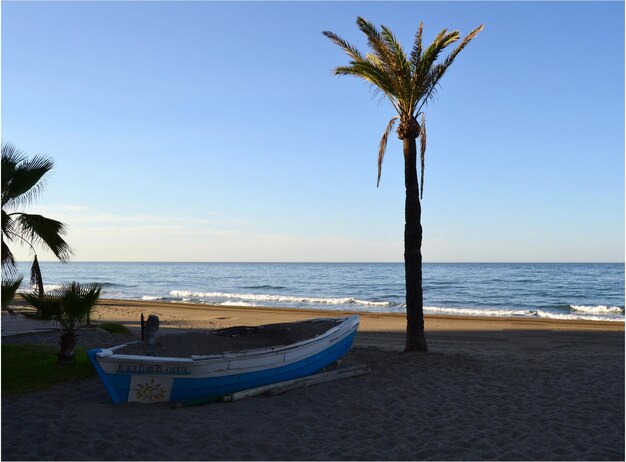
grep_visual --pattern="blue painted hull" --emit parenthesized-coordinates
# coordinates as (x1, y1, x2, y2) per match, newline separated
(88, 316, 358, 404)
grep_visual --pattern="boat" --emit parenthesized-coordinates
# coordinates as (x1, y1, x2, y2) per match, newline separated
(87, 315, 359, 404)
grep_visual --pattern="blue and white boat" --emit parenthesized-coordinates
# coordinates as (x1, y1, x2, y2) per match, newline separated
(87, 315, 359, 404)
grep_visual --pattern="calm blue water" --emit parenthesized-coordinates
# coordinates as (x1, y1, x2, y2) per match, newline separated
(14, 262, 625, 322)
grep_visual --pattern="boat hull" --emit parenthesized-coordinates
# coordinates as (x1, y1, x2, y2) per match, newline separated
(88, 315, 359, 404)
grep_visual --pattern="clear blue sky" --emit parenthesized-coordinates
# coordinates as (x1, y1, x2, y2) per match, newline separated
(3, 1, 624, 262)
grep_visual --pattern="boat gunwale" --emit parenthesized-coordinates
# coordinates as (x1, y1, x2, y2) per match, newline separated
(94, 315, 359, 364)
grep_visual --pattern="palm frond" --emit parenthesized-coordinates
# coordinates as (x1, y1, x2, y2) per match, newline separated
(22, 291, 62, 321)
(1, 144, 54, 209)
(410, 22, 424, 68)
(61, 282, 102, 320)
(419, 113, 427, 199)
(356, 17, 392, 65)
(30, 254, 44, 296)
(22, 282, 102, 328)
(377, 116, 399, 187)
(356, 17, 408, 107)
(324, 18, 422, 118)
(333, 61, 401, 115)
(1, 143, 26, 184)
(15, 213, 72, 261)
(321, 31, 364, 61)
(1, 238, 15, 269)
(417, 25, 484, 111)
(438, 24, 484, 81)
(1, 274, 23, 310)
(413, 29, 459, 84)
(380, 25, 413, 109)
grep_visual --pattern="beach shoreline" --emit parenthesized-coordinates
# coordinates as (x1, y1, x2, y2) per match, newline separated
(90, 297, 625, 333)
(3, 298, 624, 460)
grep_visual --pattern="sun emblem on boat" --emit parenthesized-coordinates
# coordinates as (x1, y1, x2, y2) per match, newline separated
(134, 378, 167, 403)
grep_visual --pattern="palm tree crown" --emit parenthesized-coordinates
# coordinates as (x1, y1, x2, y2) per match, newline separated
(323, 18, 483, 191)
(1, 143, 72, 293)
(23, 282, 102, 365)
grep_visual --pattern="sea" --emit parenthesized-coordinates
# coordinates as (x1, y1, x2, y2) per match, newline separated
(13, 262, 625, 322)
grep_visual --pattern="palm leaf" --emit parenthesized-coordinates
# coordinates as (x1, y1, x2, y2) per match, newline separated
(22, 291, 62, 321)
(380, 25, 411, 102)
(1, 144, 54, 209)
(378, 116, 399, 187)
(356, 17, 393, 68)
(410, 22, 424, 68)
(1, 275, 23, 310)
(412, 29, 459, 93)
(356, 17, 407, 107)
(419, 113, 427, 199)
(333, 62, 401, 115)
(417, 25, 484, 112)
(30, 254, 43, 296)
(15, 213, 72, 261)
(22, 282, 102, 328)
(1, 238, 15, 269)
(2, 209, 15, 238)
(61, 282, 102, 320)
(439, 24, 484, 74)
(321, 31, 364, 62)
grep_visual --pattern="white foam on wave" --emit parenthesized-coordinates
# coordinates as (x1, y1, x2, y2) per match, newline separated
(570, 305, 624, 314)
(219, 300, 255, 307)
(141, 295, 162, 301)
(17, 283, 65, 293)
(165, 290, 624, 321)
(423, 306, 624, 322)
(168, 290, 391, 307)
(535, 310, 624, 322)
(424, 306, 532, 318)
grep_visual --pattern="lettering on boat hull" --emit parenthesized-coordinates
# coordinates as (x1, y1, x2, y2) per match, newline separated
(117, 363, 191, 375)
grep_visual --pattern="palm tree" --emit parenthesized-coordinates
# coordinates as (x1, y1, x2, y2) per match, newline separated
(1, 143, 72, 297)
(1, 275, 23, 311)
(323, 18, 483, 351)
(22, 282, 102, 365)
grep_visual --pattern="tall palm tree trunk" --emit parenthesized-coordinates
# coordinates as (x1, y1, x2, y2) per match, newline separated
(403, 137, 428, 352)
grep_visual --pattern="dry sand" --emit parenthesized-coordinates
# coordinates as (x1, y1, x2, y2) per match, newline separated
(2, 299, 624, 460)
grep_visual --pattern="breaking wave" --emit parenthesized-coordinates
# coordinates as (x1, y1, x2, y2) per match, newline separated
(569, 305, 624, 314)
(423, 306, 532, 318)
(423, 306, 624, 322)
(168, 290, 392, 308)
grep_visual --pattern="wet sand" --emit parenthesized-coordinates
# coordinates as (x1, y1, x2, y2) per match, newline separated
(2, 299, 624, 460)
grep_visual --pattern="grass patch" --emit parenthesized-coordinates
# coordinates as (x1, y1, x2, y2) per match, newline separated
(97, 321, 132, 335)
(1, 344, 95, 394)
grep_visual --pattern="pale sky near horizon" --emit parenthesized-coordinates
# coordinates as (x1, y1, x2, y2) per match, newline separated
(2, 1, 624, 263)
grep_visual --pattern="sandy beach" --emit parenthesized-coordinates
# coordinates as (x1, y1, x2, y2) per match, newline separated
(2, 299, 624, 460)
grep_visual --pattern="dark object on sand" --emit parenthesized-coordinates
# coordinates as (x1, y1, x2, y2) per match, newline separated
(143, 315, 159, 347)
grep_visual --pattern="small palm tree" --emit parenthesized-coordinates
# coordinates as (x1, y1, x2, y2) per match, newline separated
(1, 143, 72, 297)
(323, 18, 483, 351)
(1, 275, 23, 311)
(22, 282, 102, 365)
